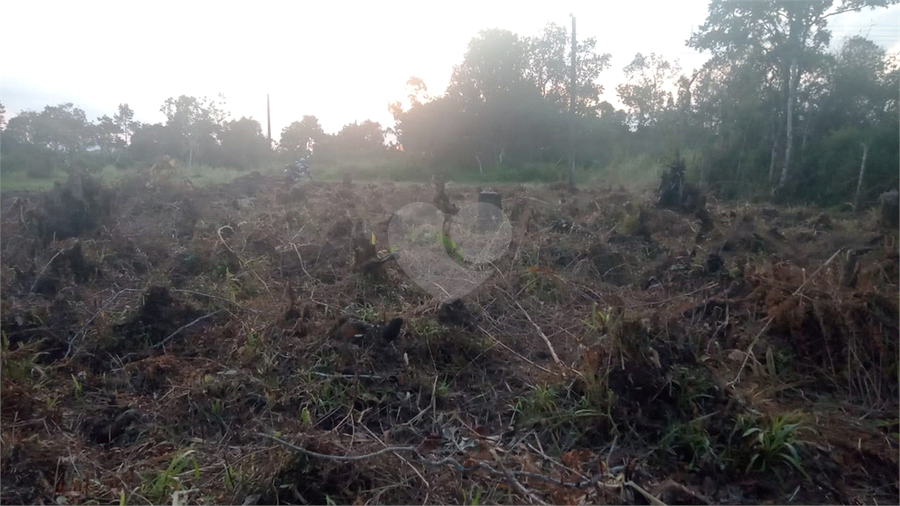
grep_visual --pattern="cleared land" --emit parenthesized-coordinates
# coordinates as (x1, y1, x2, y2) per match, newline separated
(1, 170, 897, 505)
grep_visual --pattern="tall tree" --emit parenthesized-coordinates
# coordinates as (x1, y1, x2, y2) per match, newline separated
(447, 29, 531, 105)
(524, 22, 612, 115)
(219, 117, 271, 169)
(130, 123, 181, 162)
(689, 0, 899, 195)
(34, 103, 92, 154)
(114, 104, 136, 145)
(161, 95, 227, 168)
(333, 120, 386, 156)
(94, 114, 122, 156)
(616, 52, 682, 130)
(4, 111, 39, 145)
(278, 115, 325, 157)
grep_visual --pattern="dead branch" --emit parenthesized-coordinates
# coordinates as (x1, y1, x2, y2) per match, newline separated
(792, 248, 842, 296)
(257, 432, 418, 461)
(29, 248, 65, 293)
(478, 325, 552, 374)
(513, 299, 561, 365)
(257, 432, 624, 491)
(152, 310, 226, 349)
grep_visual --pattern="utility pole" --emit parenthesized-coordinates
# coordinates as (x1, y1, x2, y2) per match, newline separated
(266, 93, 272, 143)
(568, 14, 577, 190)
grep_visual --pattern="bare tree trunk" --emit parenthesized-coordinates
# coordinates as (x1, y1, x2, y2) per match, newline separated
(768, 139, 779, 184)
(853, 143, 869, 211)
(768, 109, 780, 185)
(736, 130, 747, 194)
(567, 15, 577, 190)
(778, 57, 799, 192)
(800, 110, 812, 154)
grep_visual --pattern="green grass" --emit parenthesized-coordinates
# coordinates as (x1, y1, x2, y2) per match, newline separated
(0, 163, 285, 192)
(1, 155, 671, 191)
(585, 153, 662, 189)
(0, 169, 69, 191)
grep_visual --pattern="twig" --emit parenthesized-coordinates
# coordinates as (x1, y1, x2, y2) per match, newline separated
(625, 481, 667, 506)
(792, 248, 843, 296)
(29, 248, 66, 293)
(291, 242, 314, 280)
(308, 371, 387, 381)
(170, 289, 256, 311)
(217, 226, 237, 256)
(501, 463, 548, 505)
(512, 299, 561, 364)
(67, 288, 140, 357)
(259, 432, 626, 492)
(218, 225, 271, 294)
(478, 325, 552, 374)
(257, 432, 418, 461)
(151, 310, 225, 349)
(729, 315, 774, 386)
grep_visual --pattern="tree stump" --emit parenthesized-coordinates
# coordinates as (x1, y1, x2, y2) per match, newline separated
(879, 190, 898, 229)
(477, 191, 502, 232)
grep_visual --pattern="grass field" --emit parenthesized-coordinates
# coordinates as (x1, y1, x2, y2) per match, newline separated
(1, 156, 665, 193)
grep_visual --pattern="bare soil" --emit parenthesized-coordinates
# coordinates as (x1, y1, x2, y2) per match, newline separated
(1, 170, 897, 505)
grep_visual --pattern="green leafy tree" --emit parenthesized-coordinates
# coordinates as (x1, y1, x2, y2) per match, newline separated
(390, 91, 469, 167)
(524, 22, 612, 115)
(798, 37, 899, 205)
(333, 120, 386, 157)
(94, 114, 123, 157)
(218, 117, 271, 169)
(114, 103, 136, 144)
(278, 115, 325, 158)
(689, 0, 899, 195)
(34, 103, 92, 154)
(161, 95, 227, 168)
(447, 29, 532, 105)
(616, 53, 682, 130)
(4, 111, 39, 145)
(1, 111, 58, 177)
(130, 123, 182, 163)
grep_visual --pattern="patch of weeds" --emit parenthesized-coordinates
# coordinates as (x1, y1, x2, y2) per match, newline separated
(462, 484, 484, 505)
(408, 318, 447, 339)
(582, 303, 611, 333)
(737, 412, 811, 479)
(211, 398, 224, 417)
(511, 381, 610, 448)
(310, 376, 353, 414)
(434, 378, 451, 400)
(604, 308, 651, 362)
(351, 302, 381, 322)
(521, 266, 563, 302)
(511, 383, 560, 427)
(667, 364, 715, 414)
(1, 333, 49, 385)
(659, 418, 715, 470)
(70, 373, 84, 401)
(141, 449, 200, 505)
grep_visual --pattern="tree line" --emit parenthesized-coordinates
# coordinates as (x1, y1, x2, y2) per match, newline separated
(0, 94, 393, 177)
(1, 0, 897, 207)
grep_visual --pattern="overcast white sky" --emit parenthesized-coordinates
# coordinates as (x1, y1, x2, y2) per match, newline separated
(2, 1, 897, 136)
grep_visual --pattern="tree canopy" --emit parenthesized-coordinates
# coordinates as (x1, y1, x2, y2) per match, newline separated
(1, 7, 896, 207)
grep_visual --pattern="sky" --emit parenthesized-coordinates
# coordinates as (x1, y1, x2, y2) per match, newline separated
(2, 1, 898, 137)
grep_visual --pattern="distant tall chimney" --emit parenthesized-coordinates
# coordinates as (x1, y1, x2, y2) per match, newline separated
(266, 93, 272, 142)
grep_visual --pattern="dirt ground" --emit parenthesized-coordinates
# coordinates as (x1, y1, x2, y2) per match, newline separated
(1, 170, 897, 505)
